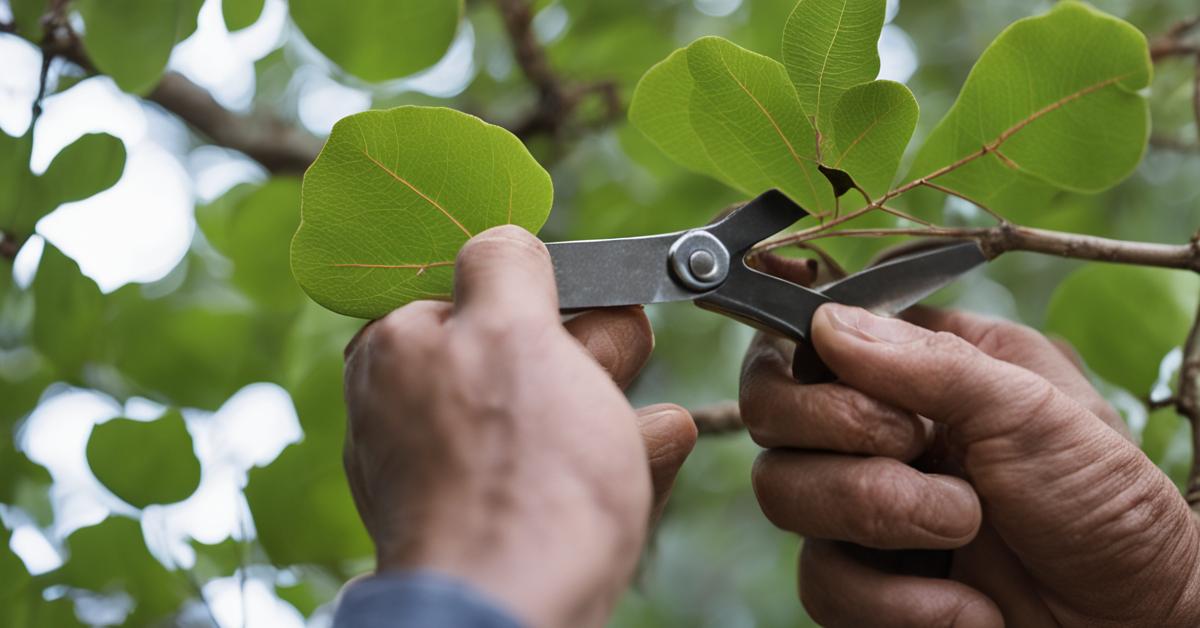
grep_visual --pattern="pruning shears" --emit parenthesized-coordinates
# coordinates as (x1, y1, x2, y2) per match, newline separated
(546, 190, 988, 382)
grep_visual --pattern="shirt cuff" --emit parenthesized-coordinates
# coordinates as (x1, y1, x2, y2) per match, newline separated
(332, 571, 525, 628)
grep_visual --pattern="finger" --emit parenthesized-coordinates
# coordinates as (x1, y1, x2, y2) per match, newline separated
(740, 332, 928, 459)
(564, 307, 654, 390)
(799, 540, 1003, 628)
(635, 404, 698, 526)
(903, 307, 1124, 432)
(453, 225, 558, 324)
(752, 450, 981, 550)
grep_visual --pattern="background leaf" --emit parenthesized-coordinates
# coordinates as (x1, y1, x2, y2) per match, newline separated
(32, 244, 103, 378)
(221, 0, 265, 31)
(828, 80, 918, 198)
(291, 106, 553, 319)
(1046, 265, 1199, 396)
(781, 0, 886, 146)
(907, 1, 1152, 214)
(77, 0, 191, 94)
(57, 517, 189, 626)
(0, 131, 126, 237)
(289, 0, 462, 82)
(86, 410, 201, 508)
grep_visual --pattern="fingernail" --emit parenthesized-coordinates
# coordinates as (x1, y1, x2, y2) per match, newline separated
(929, 475, 981, 538)
(822, 303, 928, 345)
(637, 404, 679, 427)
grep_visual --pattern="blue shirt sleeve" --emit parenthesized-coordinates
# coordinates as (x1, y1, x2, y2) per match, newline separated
(332, 571, 526, 628)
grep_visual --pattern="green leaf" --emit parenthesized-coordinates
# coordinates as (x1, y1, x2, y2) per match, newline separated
(291, 106, 553, 319)
(781, 0, 885, 141)
(222, 0, 265, 31)
(200, 179, 304, 311)
(827, 80, 918, 199)
(77, 0, 185, 94)
(0, 131, 126, 237)
(631, 37, 835, 215)
(41, 133, 125, 208)
(86, 410, 201, 508)
(245, 441, 372, 568)
(32, 244, 104, 378)
(101, 266, 285, 410)
(58, 517, 189, 626)
(0, 526, 82, 627)
(290, 0, 462, 82)
(628, 48, 737, 189)
(1045, 265, 1199, 395)
(8, 0, 45, 40)
(907, 1, 1151, 214)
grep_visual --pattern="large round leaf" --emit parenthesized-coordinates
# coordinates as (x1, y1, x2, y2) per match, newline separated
(908, 2, 1152, 214)
(291, 106, 553, 319)
(290, 0, 462, 82)
(86, 410, 201, 508)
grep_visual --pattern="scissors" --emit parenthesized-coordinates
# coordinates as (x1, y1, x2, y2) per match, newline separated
(546, 190, 988, 383)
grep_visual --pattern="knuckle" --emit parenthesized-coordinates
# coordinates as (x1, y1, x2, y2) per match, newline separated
(1012, 374, 1062, 419)
(842, 461, 907, 546)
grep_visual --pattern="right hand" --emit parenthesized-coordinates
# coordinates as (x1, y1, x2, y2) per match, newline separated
(740, 303, 1200, 627)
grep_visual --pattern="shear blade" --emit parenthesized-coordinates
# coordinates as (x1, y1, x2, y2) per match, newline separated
(819, 241, 989, 316)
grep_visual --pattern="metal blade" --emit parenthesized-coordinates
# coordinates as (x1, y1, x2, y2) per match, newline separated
(547, 233, 702, 309)
(819, 242, 988, 316)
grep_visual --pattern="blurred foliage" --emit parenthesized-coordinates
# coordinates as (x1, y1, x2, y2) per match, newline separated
(0, 0, 1197, 626)
(85, 410, 201, 509)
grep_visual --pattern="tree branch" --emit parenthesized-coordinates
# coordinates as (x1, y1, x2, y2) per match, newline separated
(493, 0, 622, 139)
(1151, 16, 1200, 61)
(758, 223, 1200, 272)
(146, 73, 323, 175)
(0, 232, 22, 260)
(691, 401, 744, 435)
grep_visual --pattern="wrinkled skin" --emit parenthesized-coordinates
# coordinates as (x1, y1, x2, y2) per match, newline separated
(342, 226, 697, 628)
(742, 300, 1200, 627)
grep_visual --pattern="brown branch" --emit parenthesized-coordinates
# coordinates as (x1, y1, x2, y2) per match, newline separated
(43, 20, 321, 175)
(757, 223, 1200, 272)
(1151, 16, 1200, 61)
(0, 232, 23, 260)
(691, 401, 744, 435)
(494, 0, 622, 139)
(146, 73, 323, 174)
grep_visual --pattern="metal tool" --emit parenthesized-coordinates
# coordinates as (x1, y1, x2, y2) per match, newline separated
(547, 190, 988, 382)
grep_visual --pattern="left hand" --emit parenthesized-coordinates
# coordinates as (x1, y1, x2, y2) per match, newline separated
(342, 226, 697, 628)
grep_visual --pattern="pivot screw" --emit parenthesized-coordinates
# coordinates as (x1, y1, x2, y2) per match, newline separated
(668, 231, 730, 292)
(689, 250, 718, 281)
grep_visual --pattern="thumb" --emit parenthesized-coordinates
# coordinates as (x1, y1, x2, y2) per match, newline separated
(635, 404, 697, 526)
(811, 303, 1080, 448)
(453, 225, 558, 324)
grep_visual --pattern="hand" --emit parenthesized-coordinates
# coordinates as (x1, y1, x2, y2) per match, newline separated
(342, 226, 697, 628)
(741, 303, 1200, 627)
